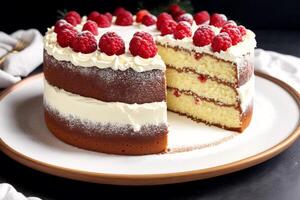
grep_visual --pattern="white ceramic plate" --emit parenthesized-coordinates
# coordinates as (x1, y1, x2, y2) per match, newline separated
(0, 72, 299, 185)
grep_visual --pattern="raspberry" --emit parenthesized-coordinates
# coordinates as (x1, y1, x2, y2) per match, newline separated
(82, 21, 99, 36)
(64, 15, 78, 26)
(194, 11, 210, 25)
(71, 31, 97, 54)
(210, 13, 227, 27)
(173, 89, 181, 97)
(94, 14, 111, 28)
(99, 32, 125, 56)
(160, 20, 177, 36)
(115, 11, 133, 26)
(104, 12, 113, 22)
(136, 9, 150, 23)
(193, 25, 215, 47)
(87, 11, 100, 22)
(156, 12, 173, 30)
(142, 15, 156, 26)
(173, 21, 192, 40)
(177, 13, 193, 25)
(211, 32, 232, 52)
(64, 11, 81, 25)
(194, 52, 202, 60)
(57, 28, 77, 48)
(54, 20, 73, 34)
(221, 27, 242, 45)
(195, 97, 201, 105)
(133, 31, 154, 42)
(198, 74, 207, 83)
(168, 4, 185, 20)
(113, 7, 127, 16)
(238, 25, 247, 36)
(173, 10, 186, 21)
(169, 4, 181, 15)
(129, 32, 157, 58)
(222, 23, 238, 30)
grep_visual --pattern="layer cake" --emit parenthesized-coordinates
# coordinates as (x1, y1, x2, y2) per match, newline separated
(43, 8, 256, 155)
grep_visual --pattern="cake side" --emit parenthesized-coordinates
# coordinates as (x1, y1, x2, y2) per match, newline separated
(43, 13, 169, 154)
(43, 68, 168, 154)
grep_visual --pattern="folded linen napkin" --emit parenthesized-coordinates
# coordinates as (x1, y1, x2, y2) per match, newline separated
(0, 29, 43, 88)
(255, 49, 300, 92)
(0, 183, 40, 200)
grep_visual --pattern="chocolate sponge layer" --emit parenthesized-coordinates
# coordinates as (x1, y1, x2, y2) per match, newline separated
(43, 51, 166, 104)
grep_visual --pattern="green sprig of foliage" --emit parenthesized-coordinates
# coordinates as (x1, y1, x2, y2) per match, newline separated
(150, 0, 194, 16)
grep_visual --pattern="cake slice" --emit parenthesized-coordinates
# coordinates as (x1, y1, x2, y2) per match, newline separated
(156, 13, 256, 132)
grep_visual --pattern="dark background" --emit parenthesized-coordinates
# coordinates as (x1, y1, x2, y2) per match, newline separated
(1, 0, 300, 199)
(1, 0, 300, 56)
(1, 0, 300, 33)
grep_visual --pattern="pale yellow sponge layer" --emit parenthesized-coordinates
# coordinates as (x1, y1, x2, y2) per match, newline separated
(167, 88, 241, 129)
(158, 45, 237, 84)
(166, 68, 238, 106)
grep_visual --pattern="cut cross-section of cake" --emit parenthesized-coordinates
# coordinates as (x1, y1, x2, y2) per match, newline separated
(156, 13, 256, 132)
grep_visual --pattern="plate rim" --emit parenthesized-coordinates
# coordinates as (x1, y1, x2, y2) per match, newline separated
(0, 71, 299, 185)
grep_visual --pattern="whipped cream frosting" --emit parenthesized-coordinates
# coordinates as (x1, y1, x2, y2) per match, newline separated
(237, 74, 255, 112)
(156, 24, 257, 64)
(44, 80, 167, 131)
(44, 19, 166, 72)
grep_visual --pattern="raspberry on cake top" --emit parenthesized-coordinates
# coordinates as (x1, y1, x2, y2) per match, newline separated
(44, 16, 165, 72)
(156, 13, 256, 70)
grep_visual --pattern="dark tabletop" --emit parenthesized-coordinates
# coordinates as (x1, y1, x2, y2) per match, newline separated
(1, 30, 300, 200)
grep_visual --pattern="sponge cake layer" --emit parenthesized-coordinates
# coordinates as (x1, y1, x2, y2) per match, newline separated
(167, 68, 238, 106)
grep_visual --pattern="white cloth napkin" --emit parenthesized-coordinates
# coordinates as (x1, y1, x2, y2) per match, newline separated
(255, 49, 300, 92)
(0, 29, 43, 88)
(0, 183, 40, 200)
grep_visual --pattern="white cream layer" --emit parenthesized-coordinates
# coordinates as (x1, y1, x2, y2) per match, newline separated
(237, 75, 255, 112)
(156, 24, 256, 65)
(44, 80, 167, 131)
(44, 21, 166, 72)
